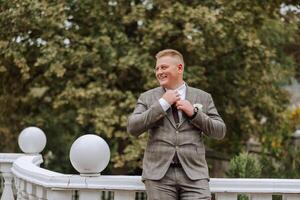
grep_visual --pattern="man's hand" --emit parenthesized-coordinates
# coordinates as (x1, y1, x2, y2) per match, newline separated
(176, 100, 194, 117)
(162, 90, 181, 105)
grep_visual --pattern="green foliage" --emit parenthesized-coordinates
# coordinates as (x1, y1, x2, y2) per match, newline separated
(227, 152, 262, 178)
(260, 107, 300, 178)
(227, 152, 262, 200)
(0, 0, 298, 174)
(288, 107, 300, 128)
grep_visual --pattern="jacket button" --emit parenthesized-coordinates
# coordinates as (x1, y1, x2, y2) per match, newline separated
(176, 131, 179, 134)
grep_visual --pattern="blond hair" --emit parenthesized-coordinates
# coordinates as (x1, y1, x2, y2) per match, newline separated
(155, 49, 184, 65)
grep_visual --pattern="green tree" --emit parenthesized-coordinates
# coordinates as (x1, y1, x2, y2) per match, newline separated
(227, 152, 262, 178)
(227, 152, 262, 200)
(0, 0, 298, 174)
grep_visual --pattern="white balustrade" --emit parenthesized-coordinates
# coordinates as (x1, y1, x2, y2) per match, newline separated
(79, 190, 102, 200)
(283, 194, 300, 200)
(114, 191, 136, 200)
(250, 194, 272, 200)
(0, 153, 23, 200)
(212, 178, 300, 200)
(1, 127, 300, 200)
(46, 190, 73, 200)
(215, 193, 238, 200)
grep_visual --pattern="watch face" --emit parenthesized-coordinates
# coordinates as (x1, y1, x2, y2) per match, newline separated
(194, 107, 199, 113)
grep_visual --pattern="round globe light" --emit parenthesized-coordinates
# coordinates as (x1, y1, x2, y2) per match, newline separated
(18, 127, 47, 154)
(70, 134, 110, 176)
(293, 129, 300, 139)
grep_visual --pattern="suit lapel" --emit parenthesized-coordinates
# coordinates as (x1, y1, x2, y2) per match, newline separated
(178, 85, 196, 128)
(153, 85, 199, 129)
(166, 107, 177, 128)
(154, 87, 177, 128)
(153, 86, 165, 100)
(185, 85, 197, 107)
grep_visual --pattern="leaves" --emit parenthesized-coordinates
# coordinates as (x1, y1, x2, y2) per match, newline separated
(0, 0, 298, 175)
(227, 152, 262, 178)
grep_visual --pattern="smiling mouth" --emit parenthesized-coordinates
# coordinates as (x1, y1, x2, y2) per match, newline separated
(158, 74, 167, 80)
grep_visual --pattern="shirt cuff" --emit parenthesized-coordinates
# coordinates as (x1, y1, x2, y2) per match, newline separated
(159, 98, 171, 111)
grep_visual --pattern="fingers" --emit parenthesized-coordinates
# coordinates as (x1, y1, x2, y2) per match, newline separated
(175, 100, 194, 116)
(163, 90, 181, 105)
(170, 90, 181, 103)
(175, 100, 183, 109)
(175, 100, 184, 106)
(176, 100, 190, 109)
(177, 105, 183, 110)
(170, 92, 179, 104)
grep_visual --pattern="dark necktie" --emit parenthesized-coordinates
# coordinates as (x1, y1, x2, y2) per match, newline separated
(171, 104, 179, 125)
(171, 104, 180, 164)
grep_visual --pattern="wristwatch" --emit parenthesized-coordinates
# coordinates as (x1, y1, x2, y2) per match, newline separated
(191, 106, 199, 119)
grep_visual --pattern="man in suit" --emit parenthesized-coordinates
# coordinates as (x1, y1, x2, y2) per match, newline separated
(127, 49, 226, 200)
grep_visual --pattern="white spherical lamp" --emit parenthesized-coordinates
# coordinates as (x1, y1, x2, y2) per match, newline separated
(18, 127, 47, 154)
(70, 134, 110, 176)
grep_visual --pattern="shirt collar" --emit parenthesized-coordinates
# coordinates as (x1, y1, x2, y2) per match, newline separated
(165, 82, 186, 91)
(176, 82, 186, 92)
(165, 82, 186, 99)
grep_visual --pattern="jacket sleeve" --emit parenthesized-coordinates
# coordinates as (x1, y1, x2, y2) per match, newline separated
(127, 94, 166, 137)
(190, 94, 226, 140)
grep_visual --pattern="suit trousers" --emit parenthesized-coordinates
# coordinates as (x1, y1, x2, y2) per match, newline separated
(144, 166, 211, 200)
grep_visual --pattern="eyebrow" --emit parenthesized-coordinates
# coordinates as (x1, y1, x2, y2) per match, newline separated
(155, 64, 168, 69)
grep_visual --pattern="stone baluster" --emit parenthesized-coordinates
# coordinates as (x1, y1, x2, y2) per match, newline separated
(20, 179, 29, 200)
(1, 171, 15, 200)
(250, 194, 272, 200)
(79, 190, 102, 200)
(46, 190, 73, 200)
(215, 193, 237, 200)
(283, 194, 300, 200)
(114, 191, 136, 200)
(26, 182, 37, 200)
(35, 186, 46, 200)
(14, 178, 21, 200)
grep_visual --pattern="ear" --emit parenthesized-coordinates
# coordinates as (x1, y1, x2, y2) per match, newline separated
(178, 64, 184, 72)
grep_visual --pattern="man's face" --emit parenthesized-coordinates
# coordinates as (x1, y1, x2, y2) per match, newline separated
(155, 56, 183, 89)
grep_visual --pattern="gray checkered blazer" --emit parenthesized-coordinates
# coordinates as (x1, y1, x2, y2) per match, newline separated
(127, 85, 226, 180)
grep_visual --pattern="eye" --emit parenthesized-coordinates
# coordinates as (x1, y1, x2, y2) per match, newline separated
(155, 65, 169, 72)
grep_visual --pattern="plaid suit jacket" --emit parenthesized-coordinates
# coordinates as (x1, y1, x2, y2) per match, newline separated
(127, 85, 226, 180)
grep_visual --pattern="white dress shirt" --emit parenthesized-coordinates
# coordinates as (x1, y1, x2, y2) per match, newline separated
(159, 83, 186, 121)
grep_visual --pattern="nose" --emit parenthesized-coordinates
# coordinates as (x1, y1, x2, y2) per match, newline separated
(155, 67, 162, 75)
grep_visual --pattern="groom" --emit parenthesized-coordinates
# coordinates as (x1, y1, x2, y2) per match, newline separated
(127, 49, 226, 200)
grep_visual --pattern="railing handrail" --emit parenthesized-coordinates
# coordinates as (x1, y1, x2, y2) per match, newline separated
(211, 178, 300, 193)
(11, 154, 145, 191)
(0, 153, 24, 164)
(7, 154, 300, 194)
(12, 155, 72, 188)
(2, 128, 300, 200)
